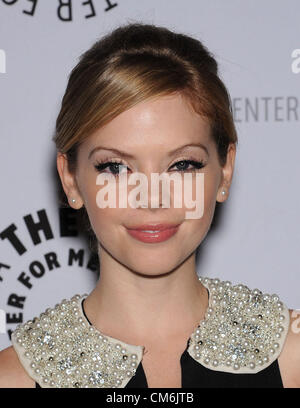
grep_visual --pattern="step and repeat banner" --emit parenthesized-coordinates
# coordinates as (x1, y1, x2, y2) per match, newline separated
(0, 0, 299, 350)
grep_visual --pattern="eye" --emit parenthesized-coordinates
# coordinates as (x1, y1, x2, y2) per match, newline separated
(94, 160, 129, 177)
(169, 159, 205, 172)
(94, 158, 206, 176)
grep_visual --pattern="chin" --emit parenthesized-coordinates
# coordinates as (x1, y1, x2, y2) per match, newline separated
(130, 265, 181, 278)
(123, 253, 183, 277)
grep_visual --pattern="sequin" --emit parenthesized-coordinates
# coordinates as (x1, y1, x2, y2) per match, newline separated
(187, 277, 290, 374)
(11, 277, 290, 387)
(11, 294, 144, 388)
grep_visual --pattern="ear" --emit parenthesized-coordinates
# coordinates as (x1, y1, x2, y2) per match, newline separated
(56, 152, 84, 209)
(216, 143, 236, 203)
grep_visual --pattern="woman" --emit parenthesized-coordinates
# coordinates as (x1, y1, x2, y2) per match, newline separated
(1, 22, 299, 388)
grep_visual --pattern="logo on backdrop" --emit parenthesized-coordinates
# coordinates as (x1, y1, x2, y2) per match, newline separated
(231, 96, 299, 122)
(0, 0, 117, 21)
(0, 208, 99, 342)
(291, 49, 300, 74)
(0, 49, 5, 73)
(231, 49, 300, 122)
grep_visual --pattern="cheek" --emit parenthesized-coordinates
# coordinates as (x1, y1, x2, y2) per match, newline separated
(203, 176, 218, 208)
(202, 172, 219, 221)
(180, 172, 218, 213)
(183, 172, 219, 236)
(79, 176, 121, 240)
(88, 207, 123, 238)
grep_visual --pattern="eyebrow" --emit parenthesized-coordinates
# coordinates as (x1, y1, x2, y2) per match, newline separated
(88, 143, 209, 159)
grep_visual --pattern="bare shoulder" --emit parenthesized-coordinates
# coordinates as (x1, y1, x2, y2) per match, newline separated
(0, 346, 35, 388)
(278, 309, 300, 388)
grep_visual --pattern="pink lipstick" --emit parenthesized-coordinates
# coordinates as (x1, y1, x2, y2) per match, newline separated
(126, 223, 180, 243)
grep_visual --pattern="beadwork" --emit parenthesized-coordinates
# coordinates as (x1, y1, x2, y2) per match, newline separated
(11, 294, 144, 388)
(11, 277, 290, 387)
(188, 277, 290, 374)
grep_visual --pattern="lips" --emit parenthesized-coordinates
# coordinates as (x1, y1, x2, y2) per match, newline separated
(125, 223, 181, 243)
(126, 223, 180, 231)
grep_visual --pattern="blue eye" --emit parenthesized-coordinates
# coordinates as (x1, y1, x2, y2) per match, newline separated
(170, 160, 205, 172)
(94, 159, 205, 177)
(94, 161, 128, 176)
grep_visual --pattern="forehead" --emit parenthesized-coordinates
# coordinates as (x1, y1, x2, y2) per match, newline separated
(83, 93, 212, 154)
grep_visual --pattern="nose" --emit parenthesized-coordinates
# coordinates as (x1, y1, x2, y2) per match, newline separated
(131, 170, 173, 211)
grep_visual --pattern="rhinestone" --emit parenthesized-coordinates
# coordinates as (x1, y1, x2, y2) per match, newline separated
(189, 277, 289, 374)
(10, 276, 289, 385)
(10, 294, 143, 388)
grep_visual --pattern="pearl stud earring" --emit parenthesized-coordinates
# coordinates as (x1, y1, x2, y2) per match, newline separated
(221, 189, 226, 196)
(71, 198, 76, 203)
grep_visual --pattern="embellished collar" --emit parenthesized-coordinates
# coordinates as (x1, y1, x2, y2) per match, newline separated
(11, 276, 290, 388)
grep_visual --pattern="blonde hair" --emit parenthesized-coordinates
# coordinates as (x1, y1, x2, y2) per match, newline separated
(53, 22, 237, 172)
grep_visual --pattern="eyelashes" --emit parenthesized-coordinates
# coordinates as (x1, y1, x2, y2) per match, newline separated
(94, 158, 206, 177)
(94, 160, 128, 176)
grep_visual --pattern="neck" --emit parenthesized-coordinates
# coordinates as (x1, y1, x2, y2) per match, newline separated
(83, 250, 209, 348)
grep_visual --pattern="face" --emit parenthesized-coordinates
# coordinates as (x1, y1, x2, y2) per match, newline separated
(57, 92, 236, 276)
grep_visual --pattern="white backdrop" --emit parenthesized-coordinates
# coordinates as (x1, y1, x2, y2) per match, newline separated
(1, 0, 299, 350)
